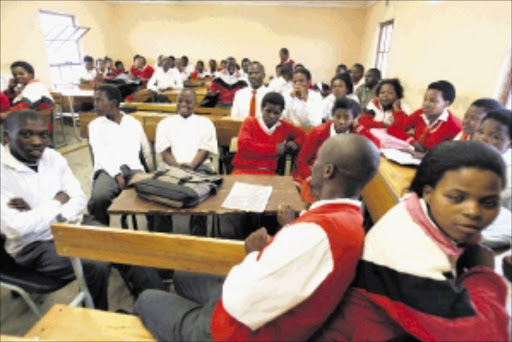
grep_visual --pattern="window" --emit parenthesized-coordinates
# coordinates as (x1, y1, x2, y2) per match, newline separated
(495, 47, 511, 110)
(375, 20, 394, 77)
(38, 10, 90, 88)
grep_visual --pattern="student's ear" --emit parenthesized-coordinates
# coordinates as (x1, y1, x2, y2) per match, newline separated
(422, 185, 434, 205)
(324, 164, 335, 179)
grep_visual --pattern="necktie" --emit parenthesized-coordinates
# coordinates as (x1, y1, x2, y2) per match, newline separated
(461, 132, 470, 141)
(249, 89, 257, 117)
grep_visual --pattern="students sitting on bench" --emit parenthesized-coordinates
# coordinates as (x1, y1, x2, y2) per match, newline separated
(134, 133, 381, 341)
(208, 57, 248, 107)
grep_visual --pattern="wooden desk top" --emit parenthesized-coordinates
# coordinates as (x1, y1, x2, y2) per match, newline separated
(108, 175, 306, 215)
(121, 102, 231, 116)
(161, 89, 208, 96)
(378, 156, 416, 199)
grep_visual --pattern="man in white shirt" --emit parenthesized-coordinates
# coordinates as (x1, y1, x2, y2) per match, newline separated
(88, 85, 152, 225)
(283, 67, 323, 127)
(349, 63, 365, 92)
(181, 56, 195, 79)
(0, 110, 111, 310)
(231, 62, 269, 118)
(147, 56, 184, 93)
(79, 55, 98, 85)
(154, 55, 164, 73)
(268, 63, 293, 96)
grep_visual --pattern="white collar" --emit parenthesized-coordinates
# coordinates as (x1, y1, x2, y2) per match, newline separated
(422, 108, 449, 127)
(1, 144, 42, 173)
(250, 85, 266, 93)
(98, 111, 126, 124)
(304, 198, 362, 214)
(502, 148, 511, 163)
(257, 117, 281, 135)
(177, 113, 196, 121)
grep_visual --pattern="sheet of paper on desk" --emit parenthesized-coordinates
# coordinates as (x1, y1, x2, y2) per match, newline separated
(381, 148, 421, 166)
(221, 182, 273, 213)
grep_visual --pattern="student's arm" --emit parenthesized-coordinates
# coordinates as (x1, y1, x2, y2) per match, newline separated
(56, 153, 87, 222)
(420, 115, 462, 150)
(88, 121, 123, 178)
(386, 109, 422, 141)
(161, 147, 180, 168)
(184, 150, 209, 170)
(237, 119, 279, 158)
(139, 122, 154, 171)
(296, 129, 320, 180)
(353, 124, 381, 148)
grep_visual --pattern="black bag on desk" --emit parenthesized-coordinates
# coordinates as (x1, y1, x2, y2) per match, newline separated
(133, 165, 223, 208)
(199, 93, 219, 107)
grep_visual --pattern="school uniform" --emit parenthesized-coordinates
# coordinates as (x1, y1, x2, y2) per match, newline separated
(88, 113, 152, 225)
(355, 84, 377, 109)
(321, 93, 360, 121)
(230, 85, 269, 118)
(280, 58, 295, 66)
(3, 80, 54, 114)
(387, 108, 462, 149)
(147, 67, 184, 92)
(209, 70, 248, 105)
(191, 69, 209, 80)
(232, 117, 304, 175)
(78, 66, 97, 83)
(283, 90, 323, 127)
(0, 145, 110, 310)
(358, 98, 412, 129)
(267, 76, 293, 96)
(136, 198, 365, 342)
(130, 65, 155, 80)
(1, 92, 11, 112)
(312, 192, 510, 341)
(184, 64, 195, 78)
(453, 131, 471, 141)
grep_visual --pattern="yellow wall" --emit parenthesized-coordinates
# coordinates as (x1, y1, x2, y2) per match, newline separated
(358, 0, 512, 116)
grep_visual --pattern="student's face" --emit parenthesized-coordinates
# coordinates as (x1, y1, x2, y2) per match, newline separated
(209, 60, 216, 70)
(349, 66, 363, 83)
(169, 59, 176, 68)
(135, 58, 144, 69)
(279, 51, 288, 62)
(226, 60, 236, 75)
(162, 58, 172, 72)
(293, 72, 308, 90)
(242, 60, 250, 73)
(96, 60, 105, 70)
(422, 89, 450, 117)
(261, 103, 282, 129)
(462, 105, 487, 135)
(181, 58, 188, 66)
(105, 60, 113, 68)
(197, 62, 204, 71)
(248, 64, 265, 89)
(332, 108, 354, 134)
(378, 84, 397, 108)
(473, 119, 511, 153)
(331, 79, 349, 98)
(177, 91, 196, 118)
(8, 119, 49, 163)
(85, 61, 94, 70)
(364, 71, 380, 88)
(94, 90, 116, 116)
(11, 67, 33, 86)
(157, 56, 164, 67)
(116, 63, 125, 72)
(423, 168, 502, 245)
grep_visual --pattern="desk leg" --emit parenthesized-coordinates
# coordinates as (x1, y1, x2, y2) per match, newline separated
(68, 96, 83, 141)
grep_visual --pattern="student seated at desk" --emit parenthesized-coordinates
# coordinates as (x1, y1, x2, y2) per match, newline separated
(134, 134, 381, 342)
(79, 55, 98, 84)
(191, 60, 208, 79)
(130, 56, 155, 81)
(208, 57, 248, 107)
(115, 60, 127, 75)
(232, 92, 305, 175)
(231, 62, 269, 118)
(103, 57, 118, 78)
(279, 47, 295, 66)
(355, 68, 381, 109)
(147, 56, 184, 93)
(349, 63, 365, 92)
(313, 141, 510, 342)
(296, 98, 379, 203)
(267, 63, 293, 96)
(322, 73, 360, 122)
(454, 98, 503, 141)
(87, 85, 152, 226)
(282, 67, 323, 127)
(181, 56, 195, 79)
(240, 57, 251, 80)
(207, 59, 217, 78)
(358, 78, 411, 129)
(95, 58, 105, 81)
(387, 80, 462, 153)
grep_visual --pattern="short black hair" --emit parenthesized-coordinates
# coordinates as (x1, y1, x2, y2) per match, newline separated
(337, 64, 347, 72)
(294, 67, 311, 81)
(331, 74, 354, 94)
(104, 56, 112, 62)
(221, 59, 226, 63)
(410, 140, 506, 196)
(375, 78, 404, 99)
(5, 110, 44, 132)
(261, 92, 285, 111)
(427, 80, 456, 105)
(242, 58, 250, 63)
(10, 61, 34, 76)
(280, 63, 293, 77)
(471, 98, 503, 112)
(295, 63, 304, 69)
(332, 97, 361, 118)
(250, 61, 265, 73)
(114, 60, 123, 68)
(169, 56, 175, 61)
(181, 56, 189, 63)
(481, 109, 512, 140)
(133, 54, 141, 62)
(84, 55, 94, 63)
(96, 85, 122, 108)
(353, 63, 365, 73)
(367, 68, 382, 79)
(280, 48, 289, 55)
(96, 58, 103, 63)
(197, 60, 204, 66)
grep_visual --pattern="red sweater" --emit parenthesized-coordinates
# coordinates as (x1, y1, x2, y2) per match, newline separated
(1, 92, 11, 112)
(232, 117, 305, 175)
(209, 71, 248, 105)
(295, 122, 380, 181)
(130, 65, 155, 80)
(212, 201, 365, 341)
(387, 109, 462, 149)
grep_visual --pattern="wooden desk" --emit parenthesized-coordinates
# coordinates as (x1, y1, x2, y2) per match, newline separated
(108, 175, 306, 215)
(121, 102, 231, 116)
(184, 79, 211, 87)
(161, 89, 207, 103)
(216, 116, 244, 146)
(361, 156, 417, 223)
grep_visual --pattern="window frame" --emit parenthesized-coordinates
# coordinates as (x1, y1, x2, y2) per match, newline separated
(374, 19, 394, 77)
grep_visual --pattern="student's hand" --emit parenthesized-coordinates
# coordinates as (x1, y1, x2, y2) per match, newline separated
(115, 174, 126, 190)
(7, 78, 17, 91)
(412, 141, 427, 153)
(8, 198, 31, 211)
(180, 163, 193, 170)
(277, 143, 286, 156)
(456, 243, 495, 276)
(285, 140, 299, 154)
(54, 191, 70, 205)
(245, 227, 271, 254)
(277, 204, 297, 227)
(392, 99, 402, 111)
(300, 87, 308, 102)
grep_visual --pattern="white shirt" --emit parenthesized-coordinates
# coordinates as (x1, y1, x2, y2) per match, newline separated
(88, 113, 152, 178)
(231, 86, 269, 118)
(155, 114, 218, 165)
(257, 116, 281, 135)
(147, 67, 183, 92)
(283, 90, 323, 127)
(267, 76, 293, 96)
(366, 99, 412, 126)
(1, 146, 86, 256)
(322, 93, 360, 121)
(502, 149, 511, 211)
(79, 66, 96, 82)
(421, 108, 450, 127)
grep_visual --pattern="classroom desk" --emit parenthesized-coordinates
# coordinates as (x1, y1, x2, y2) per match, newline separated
(120, 102, 231, 115)
(55, 88, 95, 140)
(184, 79, 211, 87)
(161, 89, 207, 103)
(360, 156, 417, 223)
(108, 174, 306, 216)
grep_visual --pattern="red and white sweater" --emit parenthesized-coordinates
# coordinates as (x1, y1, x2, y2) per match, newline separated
(209, 70, 248, 105)
(3, 79, 54, 112)
(212, 199, 366, 341)
(359, 98, 412, 129)
(312, 193, 510, 342)
(232, 117, 304, 175)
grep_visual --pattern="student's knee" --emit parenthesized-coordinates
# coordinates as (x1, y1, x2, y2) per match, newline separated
(82, 260, 111, 281)
(134, 289, 164, 317)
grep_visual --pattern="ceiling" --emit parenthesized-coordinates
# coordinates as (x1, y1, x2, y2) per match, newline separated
(106, 1, 377, 8)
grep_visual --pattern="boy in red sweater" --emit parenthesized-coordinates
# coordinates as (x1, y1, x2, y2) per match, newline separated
(295, 97, 379, 202)
(232, 92, 305, 175)
(130, 55, 154, 81)
(387, 80, 462, 152)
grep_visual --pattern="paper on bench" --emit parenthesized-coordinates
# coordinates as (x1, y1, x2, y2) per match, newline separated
(222, 182, 273, 213)
(381, 148, 421, 166)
